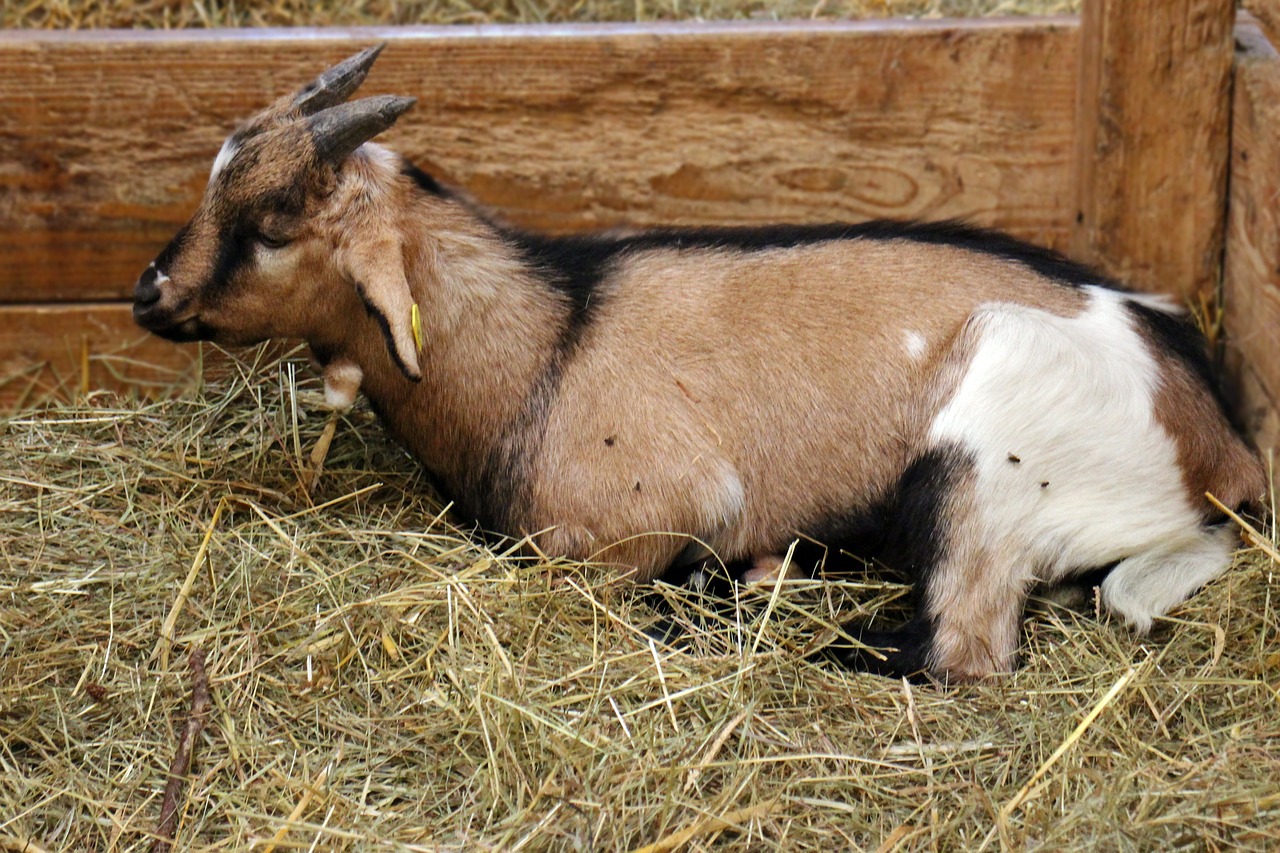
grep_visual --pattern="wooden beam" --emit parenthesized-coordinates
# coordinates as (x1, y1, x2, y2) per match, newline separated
(1071, 0, 1235, 300)
(0, 20, 1080, 304)
(1224, 24, 1280, 479)
(0, 303, 227, 410)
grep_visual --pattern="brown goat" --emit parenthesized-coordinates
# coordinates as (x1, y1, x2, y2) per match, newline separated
(133, 46, 1264, 682)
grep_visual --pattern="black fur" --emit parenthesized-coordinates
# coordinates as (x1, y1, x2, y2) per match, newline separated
(503, 232, 616, 351)
(452, 357, 569, 534)
(831, 617, 935, 681)
(203, 183, 309, 296)
(401, 160, 449, 197)
(153, 223, 192, 273)
(1124, 299, 1259, 443)
(1125, 299, 1228, 407)
(816, 445, 974, 680)
(504, 219, 1120, 358)
(206, 227, 254, 296)
(650, 447, 974, 681)
(590, 220, 1115, 294)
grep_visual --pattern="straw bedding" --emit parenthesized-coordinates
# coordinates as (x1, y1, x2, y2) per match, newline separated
(2, 347, 1276, 851)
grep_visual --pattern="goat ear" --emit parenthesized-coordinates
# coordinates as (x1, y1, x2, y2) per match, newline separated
(308, 95, 416, 168)
(342, 240, 423, 382)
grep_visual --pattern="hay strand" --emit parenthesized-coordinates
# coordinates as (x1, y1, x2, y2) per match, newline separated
(989, 665, 1141, 848)
(0, 838, 52, 853)
(1207, 491, 1280, 565)
(627, 797, 779, 853)
(155, 498, 226, 669)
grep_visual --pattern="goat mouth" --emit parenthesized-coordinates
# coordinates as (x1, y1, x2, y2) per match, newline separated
(137, 313, 213, 343)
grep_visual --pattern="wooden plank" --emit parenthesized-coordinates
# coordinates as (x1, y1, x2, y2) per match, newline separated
(1071, 0, 1235, 300)
(0, 303, 216, 410)
(0, 19, 1081, 304)
(1224, 24, 1280, 479)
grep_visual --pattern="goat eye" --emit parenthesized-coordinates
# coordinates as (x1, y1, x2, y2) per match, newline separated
(256, 233, 290, 250)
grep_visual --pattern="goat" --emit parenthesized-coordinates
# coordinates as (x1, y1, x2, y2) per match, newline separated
(133, 45, 1265, 682)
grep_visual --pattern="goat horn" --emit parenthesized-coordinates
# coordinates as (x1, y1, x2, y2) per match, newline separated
(308, 95, 417, 166)
(294, 43, 388, 116)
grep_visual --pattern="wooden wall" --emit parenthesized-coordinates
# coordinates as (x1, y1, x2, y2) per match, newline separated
(1071, 0, 1235, 304)
(1226, 21, 1280, 480)
(1, 19, 1081, 405)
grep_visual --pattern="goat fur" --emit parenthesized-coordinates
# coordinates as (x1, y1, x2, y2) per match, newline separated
(133, 47, 1265, 682)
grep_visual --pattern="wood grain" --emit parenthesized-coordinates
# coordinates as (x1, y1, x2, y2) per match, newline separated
(0, 20, 1080, 304)
(1071, 0, 1235, 300)
(0, 303, 224, 410)
(1224, 24, 1280, 475)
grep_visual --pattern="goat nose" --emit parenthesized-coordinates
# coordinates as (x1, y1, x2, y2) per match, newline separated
(134, 265, 162, 306)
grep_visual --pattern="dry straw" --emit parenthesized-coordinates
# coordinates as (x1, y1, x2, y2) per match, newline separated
(1, 343, 1276, 851)
(1, 0, 1079, 28)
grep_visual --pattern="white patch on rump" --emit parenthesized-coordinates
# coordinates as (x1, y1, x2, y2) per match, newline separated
(210, 136, 240, 179)
(927, 286, 1217, 612)
(903, 330, 927, 360)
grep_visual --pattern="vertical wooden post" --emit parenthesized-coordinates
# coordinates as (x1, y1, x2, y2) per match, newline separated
(1224, 23, 1280, 480)
(1072, 0, 1235, 301)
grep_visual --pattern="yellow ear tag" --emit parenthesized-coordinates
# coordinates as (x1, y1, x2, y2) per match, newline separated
(411, 303, 425, 352)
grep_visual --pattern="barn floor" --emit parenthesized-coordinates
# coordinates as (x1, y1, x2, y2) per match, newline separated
(1, 351, 1276, 851)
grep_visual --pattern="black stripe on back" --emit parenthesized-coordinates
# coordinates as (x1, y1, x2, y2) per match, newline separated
(504, 219, 1124, 353)
(401, 159, 449, 197)
(502, 232, 619, 350)
(1124, 299, 1243, 428)
(1125, 300, 1217, 390)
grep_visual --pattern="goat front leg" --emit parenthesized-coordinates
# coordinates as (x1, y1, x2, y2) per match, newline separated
(824, 446, 1030, 682)
(830, 542, 1028, 683)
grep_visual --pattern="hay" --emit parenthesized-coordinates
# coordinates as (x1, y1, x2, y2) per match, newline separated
(2, 0, 1079, 28)
(1, 348, 1277, 850)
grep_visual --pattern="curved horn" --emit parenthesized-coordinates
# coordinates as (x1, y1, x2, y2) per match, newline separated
(294, 43, 387, 116)
(308, 95, 417, 167)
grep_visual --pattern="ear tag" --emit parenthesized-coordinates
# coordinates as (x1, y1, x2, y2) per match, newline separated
(411, 303, 425, 352)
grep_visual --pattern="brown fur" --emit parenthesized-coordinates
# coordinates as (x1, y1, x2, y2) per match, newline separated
(135, 53, 1264, 682)
(1145, 349, 1266, 514)
(150, 136, 1096, 584)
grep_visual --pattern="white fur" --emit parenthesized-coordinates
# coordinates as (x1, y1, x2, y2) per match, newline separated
(1101, 525, 1237, 632)
(929, 286, 1212, 600)
(1124, 290, 1184, 314)
(322, 360, 363, 410)
(705, 465, 746, 529)
(904, 330, 927, 360)
(210, 136, 240, 179)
